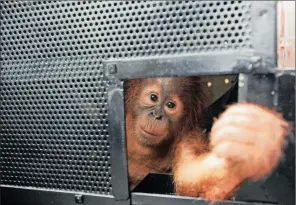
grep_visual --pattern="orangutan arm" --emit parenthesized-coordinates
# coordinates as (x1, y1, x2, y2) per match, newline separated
(172, 130, 243, 200)
(173, 103, 290, 201)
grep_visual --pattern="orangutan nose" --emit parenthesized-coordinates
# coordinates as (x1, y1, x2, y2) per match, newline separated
(151, 110, 163, 120)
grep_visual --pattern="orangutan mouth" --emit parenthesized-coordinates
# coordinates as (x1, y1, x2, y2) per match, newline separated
(140, 126, 163, 139)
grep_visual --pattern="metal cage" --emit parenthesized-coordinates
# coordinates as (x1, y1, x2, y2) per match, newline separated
(0, 1, 294, 205)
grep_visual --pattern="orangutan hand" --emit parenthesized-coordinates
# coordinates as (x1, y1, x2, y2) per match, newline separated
(173, 103, 290, 201)
(210, 103, 290, 181)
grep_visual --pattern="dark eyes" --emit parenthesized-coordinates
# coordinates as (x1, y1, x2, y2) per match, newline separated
(166, 101, 176, 109)
(150, 94, 158, 102)
(150, 94, 176, 109)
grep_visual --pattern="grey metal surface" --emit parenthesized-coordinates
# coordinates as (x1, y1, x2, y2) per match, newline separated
(2, 186, 274, 205)
(0, 58, 112, 194)
(103, 1, 277, 79)
(238, 73, 276, 108)
(131, 193, 276, 205)
(1, 1, 253, 62)
(103, 51, 257, 80)
(107, 84, 130, 201)
(1, 186, 120, 205)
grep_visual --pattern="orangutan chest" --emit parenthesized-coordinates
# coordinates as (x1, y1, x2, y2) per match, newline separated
(127, 154, 172, 190)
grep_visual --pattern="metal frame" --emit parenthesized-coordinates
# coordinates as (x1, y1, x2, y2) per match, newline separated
(107, 83, 130, 203)
(1, 185, 121, 205)
(131, 193, 277, 205)
(0, 186, 279, 205)
(103, 1, 277, 81)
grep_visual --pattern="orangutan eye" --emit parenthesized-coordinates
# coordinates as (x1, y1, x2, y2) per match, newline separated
(167, 101, 176, 109)
(150, 94, 158, 102)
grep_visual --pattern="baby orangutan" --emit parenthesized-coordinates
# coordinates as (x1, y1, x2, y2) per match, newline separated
(125, 77, 290, 201)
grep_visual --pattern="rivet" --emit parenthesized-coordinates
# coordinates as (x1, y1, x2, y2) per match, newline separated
(75, 195, 84, 204)
(259, 9, 268, 17)
(107, 64, 117, 74)
(247, 63, 253, 70)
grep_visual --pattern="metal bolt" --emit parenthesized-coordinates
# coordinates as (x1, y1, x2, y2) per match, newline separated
(247, 63, 253, 70)
(251, 56, 262, 68)
(259, 9, 268, 17)
(238, 75, 244, 87)
(107, 64, 117, 74)
(238, 82, 244, 87)
(75, 195, 84, 204)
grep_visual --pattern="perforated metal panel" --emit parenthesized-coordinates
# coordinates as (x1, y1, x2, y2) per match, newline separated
(0, 1, 252, 63)
(0, 59, 112, 194)
(0, 0, 252, 195)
